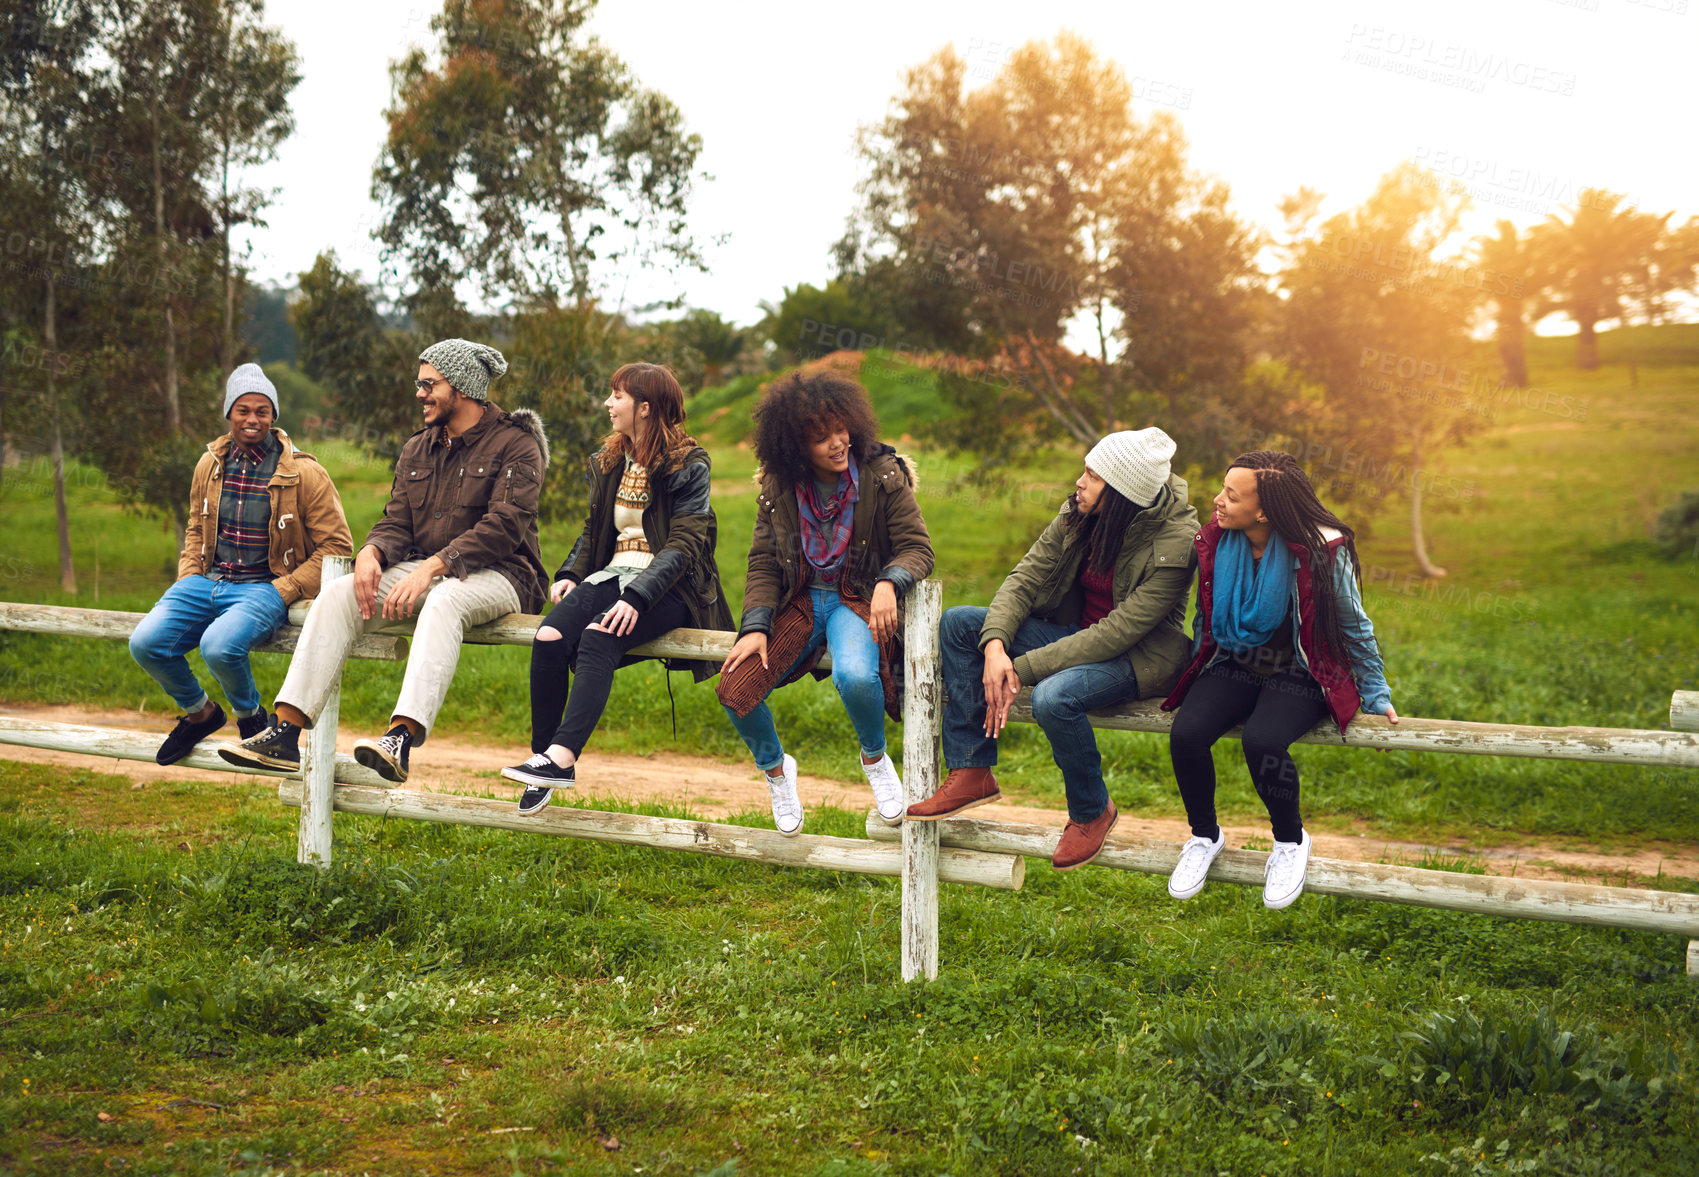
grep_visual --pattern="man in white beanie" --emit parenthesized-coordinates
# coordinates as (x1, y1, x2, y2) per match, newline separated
(908, 427, 1199, 871)
(220, 339, 550, 785)
(129, 364, 353, 765)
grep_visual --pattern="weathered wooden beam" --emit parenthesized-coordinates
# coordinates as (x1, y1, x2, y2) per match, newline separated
(1002, 698, 1699, 769)
(278, 782, 1024, 890)
(0, 601, 407, 662)
(901, 579, 944, 982)
(298, 555, 350, 870)
(0, 714, 389, 788)
(864, 813, 1699, 938)
(1672, 691, 1699, 734)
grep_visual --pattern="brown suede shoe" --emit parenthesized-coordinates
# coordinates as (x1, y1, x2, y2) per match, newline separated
(1051, 800, 1119, 871)
(906, 767, 1000, 821)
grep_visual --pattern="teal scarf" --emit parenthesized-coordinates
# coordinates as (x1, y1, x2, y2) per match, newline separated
(1211, 528, 1295, 652)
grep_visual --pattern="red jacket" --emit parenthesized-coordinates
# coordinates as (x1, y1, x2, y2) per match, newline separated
(1161, 519, 1389, 732)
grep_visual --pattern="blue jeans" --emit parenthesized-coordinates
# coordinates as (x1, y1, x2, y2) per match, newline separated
(723, 587, 888, 772)
(939, 605, 1141, 823)
(129, 575, 290, 715)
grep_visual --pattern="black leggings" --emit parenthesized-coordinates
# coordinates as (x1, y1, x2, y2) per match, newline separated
(1168, 660, 1331, 844)
(528, 578, 691, 756)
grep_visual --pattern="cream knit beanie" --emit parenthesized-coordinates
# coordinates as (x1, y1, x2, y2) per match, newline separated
(1084, 427, 1176, 507)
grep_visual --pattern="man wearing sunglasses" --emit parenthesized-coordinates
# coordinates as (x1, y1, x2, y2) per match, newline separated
(222, 339, 549, 784)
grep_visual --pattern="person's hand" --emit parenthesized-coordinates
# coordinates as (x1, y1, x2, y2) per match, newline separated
(1382, 702, 1400, 726)
(550, 577, 578, 604)
(587, 598, 640, 637)
(981, 639, 1022, 738)
(722, 632, 769, 676)
(868, 580, 899, 644)
(381, 557, 444, 620)
(353, 546, 385, 620)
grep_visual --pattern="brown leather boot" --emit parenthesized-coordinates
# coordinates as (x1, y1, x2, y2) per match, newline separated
(905, 767, 1000, 821)
(1051, 800, 1119, 871)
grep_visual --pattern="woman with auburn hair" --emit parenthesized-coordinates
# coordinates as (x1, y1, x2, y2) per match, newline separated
(503, 362, 732, 813)
(717, 370, 934, 836)
(1160, 450, 1397, 909)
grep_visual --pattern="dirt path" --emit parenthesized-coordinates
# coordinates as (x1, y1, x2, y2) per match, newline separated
(4, 701, 1697, 887)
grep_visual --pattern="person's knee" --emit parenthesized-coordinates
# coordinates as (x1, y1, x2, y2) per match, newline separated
(1240, 727, 1294, 777)
(128, 628, 162, 665)
(536, 625, 563, 642)
(1168, 706, 1215, 755)
(940, 606, 983, 650)
(1029, 680, 1078, 728)
(200, 633, 248, 670)
(833, 661, 882, 704)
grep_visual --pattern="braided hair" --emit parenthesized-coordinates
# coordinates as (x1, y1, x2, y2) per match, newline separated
(1228, 450, 1360, 665)
(1063, 483, 1145, 576)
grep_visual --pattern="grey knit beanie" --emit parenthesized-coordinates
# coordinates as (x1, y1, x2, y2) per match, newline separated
(1085, 427, 1176, 508)
(418, 338, 508, 402)
(223, 363, 278, 419)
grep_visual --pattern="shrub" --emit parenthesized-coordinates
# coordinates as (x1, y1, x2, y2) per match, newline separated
(1653, 489, 1699, 560)
(1397, 1006, 1679, 1117)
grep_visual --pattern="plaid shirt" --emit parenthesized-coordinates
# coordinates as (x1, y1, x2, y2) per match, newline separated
(211, 432, 281, 581)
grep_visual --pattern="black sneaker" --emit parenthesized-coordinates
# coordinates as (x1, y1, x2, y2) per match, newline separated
(236, 711, 271, 742)
(156, 702, 226, 766)
(217, 718, 301, 772)
(503, 754, 575, 814)
(353, 723, 413, 784)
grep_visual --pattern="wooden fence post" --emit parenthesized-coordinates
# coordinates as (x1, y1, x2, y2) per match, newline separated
(901, 579, 943, 982)
(298, 554, 350, 870)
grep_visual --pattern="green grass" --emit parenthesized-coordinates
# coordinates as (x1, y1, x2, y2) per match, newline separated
(0, 760, 1694, 1176)
(3, 330, 1696, 847)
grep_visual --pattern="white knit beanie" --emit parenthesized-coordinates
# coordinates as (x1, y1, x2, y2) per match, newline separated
(1084, 427, 1176, 507)
(223, 363, 278, 419)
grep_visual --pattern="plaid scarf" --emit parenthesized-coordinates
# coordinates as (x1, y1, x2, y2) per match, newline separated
(213, 431, 280, 581)
(795, 452, 859, 587)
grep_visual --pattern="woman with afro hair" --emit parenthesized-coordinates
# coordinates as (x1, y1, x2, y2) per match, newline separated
(716, 369, 934, 836)
(1160, 450, 1397, 910)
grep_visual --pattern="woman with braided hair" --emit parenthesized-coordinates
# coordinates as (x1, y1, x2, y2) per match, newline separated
(1159, 450, 1397, 909)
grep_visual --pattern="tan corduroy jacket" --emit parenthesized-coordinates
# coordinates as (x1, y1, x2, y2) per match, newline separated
(178, 428, 354, 605)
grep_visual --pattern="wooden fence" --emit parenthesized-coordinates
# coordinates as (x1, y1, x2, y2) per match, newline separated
(3, 559, 1697, 981)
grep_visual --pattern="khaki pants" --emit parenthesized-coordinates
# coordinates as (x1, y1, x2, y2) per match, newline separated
(276, 560, 521, 744)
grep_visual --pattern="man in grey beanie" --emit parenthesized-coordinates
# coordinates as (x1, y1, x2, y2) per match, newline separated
(130, 364, 353, 765)
(909, 426, 1199, 872)
(222, 339, 551, 785)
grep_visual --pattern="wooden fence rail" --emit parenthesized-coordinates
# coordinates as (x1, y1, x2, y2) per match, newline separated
(2, 573, 1697, 979)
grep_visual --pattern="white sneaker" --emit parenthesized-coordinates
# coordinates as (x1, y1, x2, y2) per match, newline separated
(765, 754, 804, 837)
(1167, 830, 1226, 900)
(1263, 829, 1312, 910)
(861, 752, 905, 826)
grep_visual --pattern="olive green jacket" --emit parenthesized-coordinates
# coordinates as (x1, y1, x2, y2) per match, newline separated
(979, 474, 1200, 694)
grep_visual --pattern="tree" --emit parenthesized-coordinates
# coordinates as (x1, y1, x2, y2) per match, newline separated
(372, 0, 707, 307)
(1536, 189, 1668, 370)
(292, 251, 422, 440)
(1471, 219, 1541, 387)
(1276, 164, 1480, 578)
(207, 0, 299, 378)
(0, 0, 102, 592)
(839, 35, 1256, 454)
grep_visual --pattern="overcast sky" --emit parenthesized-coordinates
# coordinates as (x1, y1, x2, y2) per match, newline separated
(240, 0, 1696, 335)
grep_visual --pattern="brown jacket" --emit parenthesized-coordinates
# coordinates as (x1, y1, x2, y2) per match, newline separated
(738, 445, 935, 635)
(178, 428, 353, 605)
(363, 403, 551, 614)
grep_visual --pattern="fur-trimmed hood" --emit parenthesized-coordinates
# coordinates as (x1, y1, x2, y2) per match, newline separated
(504, 407, 550, 469)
